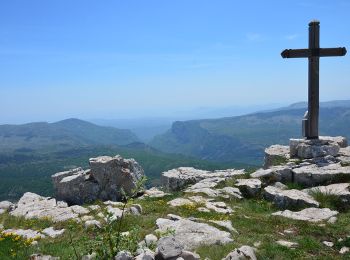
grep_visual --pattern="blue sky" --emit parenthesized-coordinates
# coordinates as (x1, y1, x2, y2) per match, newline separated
(0, 0, 349, 123)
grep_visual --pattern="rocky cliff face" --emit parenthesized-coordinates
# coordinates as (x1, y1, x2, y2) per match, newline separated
(52, 155, 144, 205)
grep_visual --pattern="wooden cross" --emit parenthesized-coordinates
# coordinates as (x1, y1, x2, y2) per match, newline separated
(281, 20, 347, 139)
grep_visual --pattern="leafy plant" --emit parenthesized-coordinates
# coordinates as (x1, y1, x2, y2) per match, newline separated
(88, 176, 147, 258)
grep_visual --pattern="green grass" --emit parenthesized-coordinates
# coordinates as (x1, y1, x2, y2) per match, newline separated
(1, 192, 350, 259)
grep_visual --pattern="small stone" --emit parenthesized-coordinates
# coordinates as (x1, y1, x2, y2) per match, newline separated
(179, 250, 200, 260)
(29, 254, 59, 260)
(253, 241, 261, 247)
(223, 245, 257, 260)
(276, 240, 298, 248)
(84, 220, 101, 229)
(235, 178, 262, 197)
(42, 227, 65, 238)
(115, 250, 133, 260)
(328, 216, 337, 224)
(340, 246, 350, 254)
(145, 234, 158, 246)
(197, 207, 210, 212)
(322, 241, 334, 247)
(0, 201, 14, 211)
(157, 236, 184, 258)
(82, 252, 97, 260)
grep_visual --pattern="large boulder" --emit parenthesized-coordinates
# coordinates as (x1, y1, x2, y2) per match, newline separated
(52, 155, 144, 204)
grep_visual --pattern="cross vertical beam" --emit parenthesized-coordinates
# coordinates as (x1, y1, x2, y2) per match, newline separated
(307, 21, 320, 139)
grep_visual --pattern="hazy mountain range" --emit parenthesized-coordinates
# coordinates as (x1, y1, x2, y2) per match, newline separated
(1, 100, 349, 200)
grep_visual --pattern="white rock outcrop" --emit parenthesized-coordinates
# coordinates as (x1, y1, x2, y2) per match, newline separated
(264, 186, 319, 209)
(9, 192, 88, 222)
(52, 155, 144, 205)
(272, 207, 338, 222)
(156, 217, 233, 250)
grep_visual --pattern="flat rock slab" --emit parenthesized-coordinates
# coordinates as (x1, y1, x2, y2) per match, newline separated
(235, 178, 262, 197)
(156, 217, 233, 250)
(304, 183, 350, 204)
(142, 187, 169, 198)
(9, 192, 89, 222)
(42, 227, 65, 238)
(168, 198, 194, 207)
(161, 167, 244, 191)
(251, 166, 293, 184)
(272, 207, 338, 222)
(292, 163, 350, 187)
(264, 186, 319, 209)
(276, 240, 299, 248)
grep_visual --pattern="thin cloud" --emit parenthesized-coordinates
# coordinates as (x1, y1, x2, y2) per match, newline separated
(246, 33, 264, 42)
(285, 34, 299, 40)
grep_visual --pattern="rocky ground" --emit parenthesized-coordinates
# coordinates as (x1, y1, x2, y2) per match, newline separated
(1, 136, 350, 259)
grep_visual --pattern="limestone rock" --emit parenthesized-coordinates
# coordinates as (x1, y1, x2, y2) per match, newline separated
(340, 246, 350, 254)
(264, 186, 319, 209)
(156, 217, 233, 250)
(106, 206, 123, 221)
(290, 138, 341, 159)
(2, 228, 45, 239)
(10, 192, 79, 222)
(30, 254, 60, 260)
(179, 250, 200, 260)
(292, 163, 350, 186)
(235, 178, 262, 197)
(52, 155, 144, 205)
(42, 227, 65, 238)
(84, 220, 102, 229)
(157, 236, 184, 259)
(322, 241, 334, 247)
(276, 240, 298, 248)
(209, 220, 238, 233)
(115, 251, 133, 260)
(223, 245, 257, 260)
(145, 234, 158, 247)
(264, 145, 290, 168)
(0, 201, 14, 211)
(168, 198, 194, 207)
(251, 166, 293, 184)
(161, 167, 244, 191)
(303, 183, 350, 204)
(135, 250, 155, 260)
(142, 187, 169, 198)
(272, 207, 338, 222)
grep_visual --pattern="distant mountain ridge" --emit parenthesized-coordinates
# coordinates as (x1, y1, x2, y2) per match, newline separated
(0, 118, 139, 153)
(150, 103, 350, 165)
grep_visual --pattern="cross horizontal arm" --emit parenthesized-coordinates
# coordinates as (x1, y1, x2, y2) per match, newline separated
(281, 47, 347, 58)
